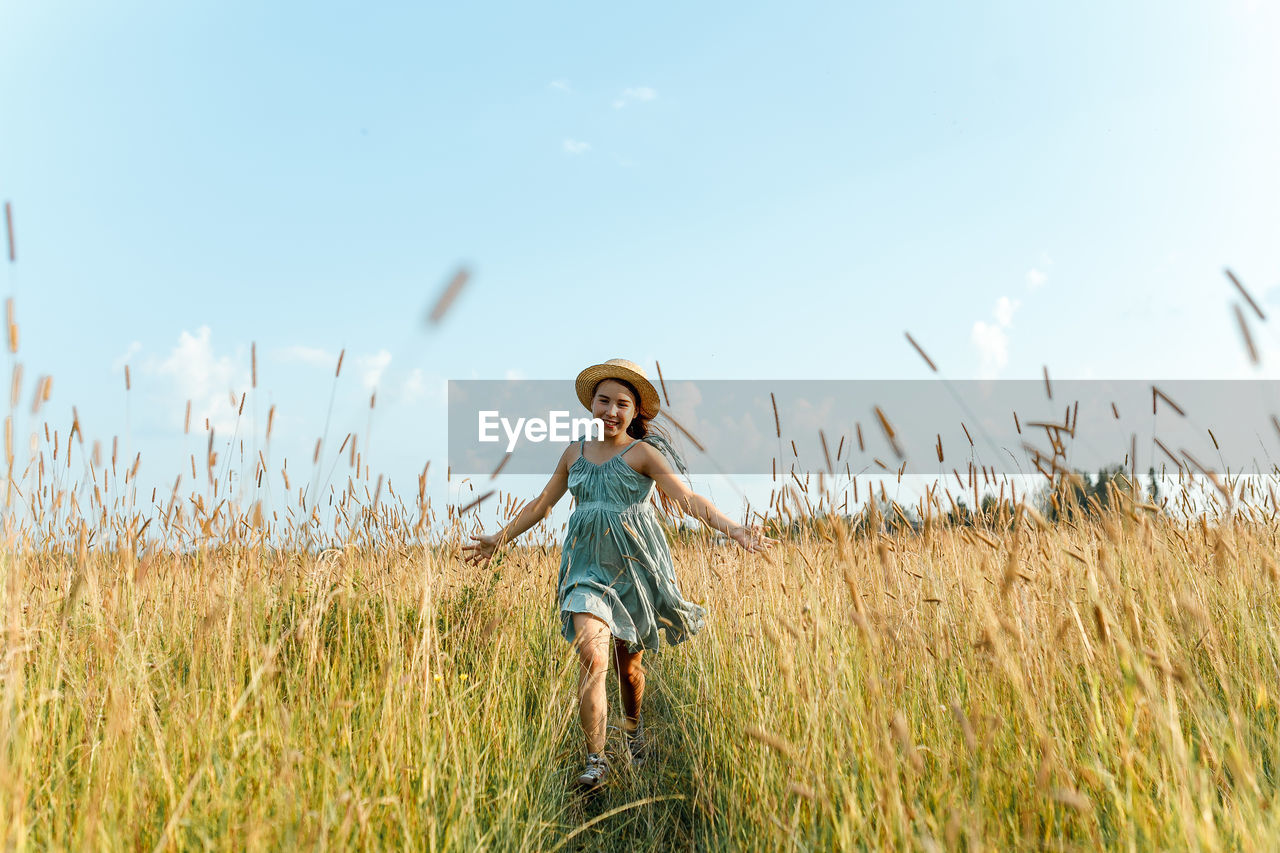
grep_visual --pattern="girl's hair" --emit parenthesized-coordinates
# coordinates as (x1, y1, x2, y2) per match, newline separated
(591, 377, 685, 520)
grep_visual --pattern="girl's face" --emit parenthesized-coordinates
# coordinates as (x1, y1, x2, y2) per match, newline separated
(591, 379, 637, 439)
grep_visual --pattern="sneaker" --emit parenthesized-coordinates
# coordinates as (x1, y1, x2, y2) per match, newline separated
(624, 716, 648, 766)
(577, 752, 609, 790)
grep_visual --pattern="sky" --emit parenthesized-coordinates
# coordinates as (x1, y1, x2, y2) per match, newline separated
(2, 0, 1279, 537)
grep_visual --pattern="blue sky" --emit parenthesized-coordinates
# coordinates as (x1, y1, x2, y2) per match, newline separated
(2, 1, 1278, 535)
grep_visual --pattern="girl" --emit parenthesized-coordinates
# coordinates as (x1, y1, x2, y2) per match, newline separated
(462, 358, 777, 790)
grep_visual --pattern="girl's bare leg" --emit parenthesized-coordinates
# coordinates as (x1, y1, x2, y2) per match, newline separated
(572, 613, 611, 754)
(613, 639, 645, 732)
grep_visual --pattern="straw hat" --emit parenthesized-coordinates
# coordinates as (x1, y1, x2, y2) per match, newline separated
(575, 358, 661, 418)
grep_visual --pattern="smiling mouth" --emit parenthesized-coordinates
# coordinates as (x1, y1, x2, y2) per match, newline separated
(603, 419, 620, 428)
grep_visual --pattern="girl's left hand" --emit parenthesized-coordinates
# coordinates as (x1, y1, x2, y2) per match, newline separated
(729, 525, 779, 553)
(461, 532, 501, 566)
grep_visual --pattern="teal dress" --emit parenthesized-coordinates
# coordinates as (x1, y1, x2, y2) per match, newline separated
(559, 435, 707, 653)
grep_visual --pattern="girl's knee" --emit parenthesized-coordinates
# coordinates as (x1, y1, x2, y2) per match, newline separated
(579, 650, 608, 675)
(575, 636, 610, 674)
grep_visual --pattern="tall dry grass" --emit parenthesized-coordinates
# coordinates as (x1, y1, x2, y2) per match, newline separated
(3, 495, 1280, 849)
(1, 275, 1277, 847)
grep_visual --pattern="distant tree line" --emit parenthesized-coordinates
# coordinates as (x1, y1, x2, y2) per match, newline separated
(655, 462, 1163, 544)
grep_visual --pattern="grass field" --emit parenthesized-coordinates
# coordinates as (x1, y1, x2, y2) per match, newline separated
(3, 491, 1279, 850)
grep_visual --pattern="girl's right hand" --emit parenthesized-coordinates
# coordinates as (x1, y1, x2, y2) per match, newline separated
(461, 532, 502, 567)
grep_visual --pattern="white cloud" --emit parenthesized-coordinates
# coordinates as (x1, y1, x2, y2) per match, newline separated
(1027, 252, 1053, 290)
(613, 86, 657, 109)
(971, 321, 1009, 376)
(563, 138, 591, 155)
(549, 79, 572, 93)
(503, 368, 526, 380)
(972, 296, 1020, 378)
(112, 341, 141, 372)
(356, 349, 392, 390)
(277, 344, 335, 368)
(994, 295, 1020, 327)
(670, 382, 702, 410)
(148, 326, 248, 434)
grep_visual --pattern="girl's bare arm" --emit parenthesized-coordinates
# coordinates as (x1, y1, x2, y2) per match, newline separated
(461, 445, 575, 565)
(634, 443, 776, 551)
(495, 449, 572, 544)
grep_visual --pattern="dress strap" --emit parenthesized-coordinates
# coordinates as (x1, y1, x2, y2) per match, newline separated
(618, 439, 641, 458)
(578, 436, 585, 458)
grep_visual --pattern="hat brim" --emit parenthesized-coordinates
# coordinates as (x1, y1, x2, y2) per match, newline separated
(575, 364, 661, 418)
